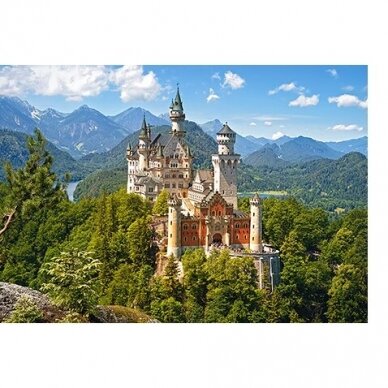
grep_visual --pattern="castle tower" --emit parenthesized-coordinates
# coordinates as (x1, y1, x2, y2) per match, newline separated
(169, 86, 186, 136)
(211, 123, 240, 208)
(126, 143, 137, 193)
(138, 114, 150, 171)
(250, 193, 262, 253)
(167, 194, 182, 258)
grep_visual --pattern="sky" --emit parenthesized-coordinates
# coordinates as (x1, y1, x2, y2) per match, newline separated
(0, 65, 367, 141)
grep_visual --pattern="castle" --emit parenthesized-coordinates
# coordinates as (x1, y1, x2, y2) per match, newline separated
(126, 88, 280, 289)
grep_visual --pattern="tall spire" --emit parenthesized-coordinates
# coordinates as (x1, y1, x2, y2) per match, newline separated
(169, 84, 186, 135)
(173, 84, 183, 111)
(139, 113, 148, 139)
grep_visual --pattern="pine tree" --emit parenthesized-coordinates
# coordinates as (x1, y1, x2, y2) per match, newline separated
(152, 189, 169, 216)
(1, 129, 65, 238)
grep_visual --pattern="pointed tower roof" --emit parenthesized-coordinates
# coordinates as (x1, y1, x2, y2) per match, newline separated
(250, 192, 261, 205)
(172, 86, 184, 111)
(217, 122, 235, 135)
(139, 114, 148, 139)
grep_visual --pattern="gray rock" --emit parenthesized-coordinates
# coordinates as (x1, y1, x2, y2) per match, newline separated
(0, 282, 64, 322)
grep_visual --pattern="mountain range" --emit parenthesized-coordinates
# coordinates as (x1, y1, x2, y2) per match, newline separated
(0, 96, 367, 162)
(0, 97, 171, 158)
(243, 136, 344, 167)
(0, 129, 90, 181)
(198, 119, 367, 160)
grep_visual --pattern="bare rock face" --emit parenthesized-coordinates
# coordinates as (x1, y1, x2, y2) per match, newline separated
(0, 282, 65, 323)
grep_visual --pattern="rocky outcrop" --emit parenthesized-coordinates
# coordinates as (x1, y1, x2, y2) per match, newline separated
(0, 282, 65, 323)
(92, 305, 159, 323)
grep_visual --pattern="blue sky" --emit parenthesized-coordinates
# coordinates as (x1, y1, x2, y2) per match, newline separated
(0, 65, 367, 141)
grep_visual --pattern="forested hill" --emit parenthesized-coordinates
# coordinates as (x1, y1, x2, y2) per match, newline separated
(0, 129, 90, 181)
(74, 151, 367, 211)
(238, 152, 367, 210)
(79, 120, 218, 171)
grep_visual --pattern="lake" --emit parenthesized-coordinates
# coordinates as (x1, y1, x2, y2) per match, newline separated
(66, 181, 82, 202)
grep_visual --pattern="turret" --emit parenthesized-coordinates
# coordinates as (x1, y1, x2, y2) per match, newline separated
(127, 142, 138, 193)
(249, 193, 262, 252)
(138, 114, 150, 171)
(167, 194, 182, 258)
(212, 122, 240, 208)
(216, 122, 236, 155)
(126, 142, 133, 158)
(169, 86, 186, 136)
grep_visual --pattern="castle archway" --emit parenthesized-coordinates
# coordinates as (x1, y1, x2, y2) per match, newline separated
(212, 233, 222, 244)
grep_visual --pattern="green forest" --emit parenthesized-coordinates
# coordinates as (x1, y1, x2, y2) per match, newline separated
(0, 130, 367, 323)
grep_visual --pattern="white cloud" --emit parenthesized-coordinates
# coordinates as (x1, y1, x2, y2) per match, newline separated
(272, 131, 285, 140)
(211, 72, 221, 81)
(326, 68, 338, 78)
(268, 82, 305, 95)
(328, 94, 367, 109)
(0, 65, 109, 100)
(264, 121, 272, 126)
(222, 71, 245, 89)
(0, 65, 162, 102)
(289, 94, 319, 107)
(110, 65, 161, 102)
(342, 85, 354, 92)
(249, 122, 257, 126)
(206, 88, 220, 102)
(328, 124, 363, 132)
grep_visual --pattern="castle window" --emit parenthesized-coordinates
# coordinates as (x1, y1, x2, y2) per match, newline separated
(184, 237, 187, 242)
(148, 187, 154, 193)
(244, 223, 248, 228)
(245, 235, 247, 239)
(165, 183, 170, 188)
(218, 211, 221, 216)
(172, 174, 176, 178)
(165, 174, 170, 178)
(252, 237, 255, 241)
(183, 224, 188, 230)
(170, 221, 172, 225)
(192, 224, 197, 230)
(193, 236, 196, 241)
(212, 211, 215, 216)
(253, 213, 255, 217)
(252, 225, 255, 229)
(178, 183, 183, 188)
(172, 183, 176, 188)
(179, 174, 183, 178)
(236, 223, 240, 228)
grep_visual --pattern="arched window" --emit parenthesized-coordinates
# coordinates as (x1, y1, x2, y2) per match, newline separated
(192, 224, 197, 230)
(183, 224, 188, 230)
